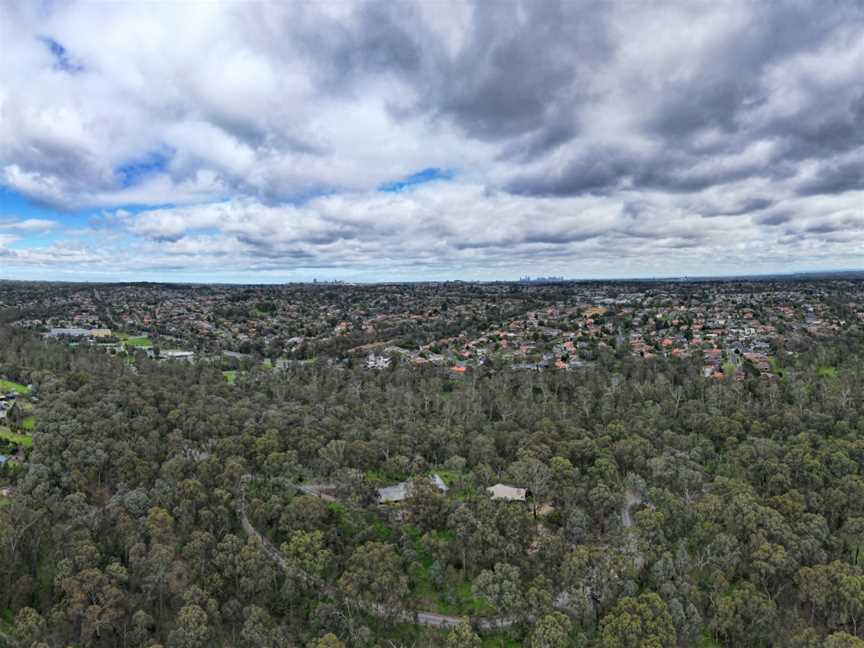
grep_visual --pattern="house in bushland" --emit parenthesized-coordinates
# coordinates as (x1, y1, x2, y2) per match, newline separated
(486, 483, 527, 501)
(377, 474, 449, 504)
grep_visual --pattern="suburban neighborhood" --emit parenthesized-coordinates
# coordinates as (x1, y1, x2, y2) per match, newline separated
(2, 278, 861, 383)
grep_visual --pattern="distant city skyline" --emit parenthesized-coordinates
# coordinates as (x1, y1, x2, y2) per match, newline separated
(1, 1, 863, 282)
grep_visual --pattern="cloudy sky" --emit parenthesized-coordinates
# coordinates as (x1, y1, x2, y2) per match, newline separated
(1, 0, 862, 282)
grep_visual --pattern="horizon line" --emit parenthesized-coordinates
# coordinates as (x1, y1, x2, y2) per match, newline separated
(3, 268, 864, 287)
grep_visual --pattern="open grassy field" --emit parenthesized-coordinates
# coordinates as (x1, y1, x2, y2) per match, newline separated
(0, 379, 29, 393)
(123, 336, 152, 347)
(0, 427, 33, 448)
(223, 370, 237, 385)
(21, 416, 36, 431)
(116, 332, 152, 347)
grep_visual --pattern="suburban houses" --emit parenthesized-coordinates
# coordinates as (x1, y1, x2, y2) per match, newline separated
(2, 278, 862, 382)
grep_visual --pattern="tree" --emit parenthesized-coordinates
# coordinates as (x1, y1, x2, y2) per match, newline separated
(598, 593, 676, 648)
(281, 530, 332, 580)
(751, 542, 792, 600)
(240, 605, 289, 648)
(408, 476, 449, 531)
(509, 456, 551, 517)
(562, 545, 628, 627)
(473, 563, 524, 626)
(307, 634, 346, 648)
(337, 541, 407, 611)
(237, 539, 277, 599)
(318, 440, 347, 475)
(798, 562, 864, 634)
(711, 583, 777, 648)
(826, 633, 864, 648)
(445, 620, 482, 648)
(167, 604, 211, 648)
(13, 607, 45, 646)
(130, 610, 156, 648)
(525, 575, 554, 621)
(531, 612, 573, 648)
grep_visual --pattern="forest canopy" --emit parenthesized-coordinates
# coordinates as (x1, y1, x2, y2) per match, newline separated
(1, 320, 863, 648)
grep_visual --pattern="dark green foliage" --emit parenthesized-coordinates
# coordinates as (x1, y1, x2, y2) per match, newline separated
(0, 320, 864, 647)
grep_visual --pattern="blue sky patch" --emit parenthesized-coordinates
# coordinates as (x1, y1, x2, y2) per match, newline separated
(0, 187, 62, 220)
(40, 37, 84, 73)
(115, 150, 174, 187)
(378, 167, 455, 193)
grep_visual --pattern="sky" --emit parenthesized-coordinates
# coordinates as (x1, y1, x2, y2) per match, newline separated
(0, 0, 862, 283)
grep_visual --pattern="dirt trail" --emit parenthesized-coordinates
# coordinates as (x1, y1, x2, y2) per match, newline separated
(237, 478, 514, 631)
(621, 490, 642, 528)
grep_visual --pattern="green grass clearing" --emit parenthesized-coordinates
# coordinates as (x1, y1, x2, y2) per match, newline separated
(123, 336, 152, 348)
(817, 366, 838, 378)
(223, 370, 237, 385)
(21, 416, 36, 431)
(696, 630, 723, 647)
(0, 379, 29, 394)
(433, 469, 465, 486)
(405, 525, 495, 617)
(435, 469, 475, 495)
(0, 427, 33, 448)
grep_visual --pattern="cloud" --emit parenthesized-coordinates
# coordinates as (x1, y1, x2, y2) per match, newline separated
(0, 217, 60, 232)
(0, 0, 862, 279)
(34, 182, 841, 277)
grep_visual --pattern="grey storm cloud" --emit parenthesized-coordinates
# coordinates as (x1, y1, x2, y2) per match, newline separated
(423, 1, 611, 142)
(243, 0, 609, 145)
(1, 0, 863, 280)
(3, 0, 861, 202)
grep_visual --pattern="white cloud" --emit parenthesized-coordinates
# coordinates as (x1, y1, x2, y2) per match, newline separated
(0, 0, 862, 279)
(0, 218, 60, 232)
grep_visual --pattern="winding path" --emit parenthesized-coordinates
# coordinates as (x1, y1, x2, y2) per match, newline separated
(237, 478, 511, 631)
(237, 478, 641, 632)
(621, 491, 642, 529)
